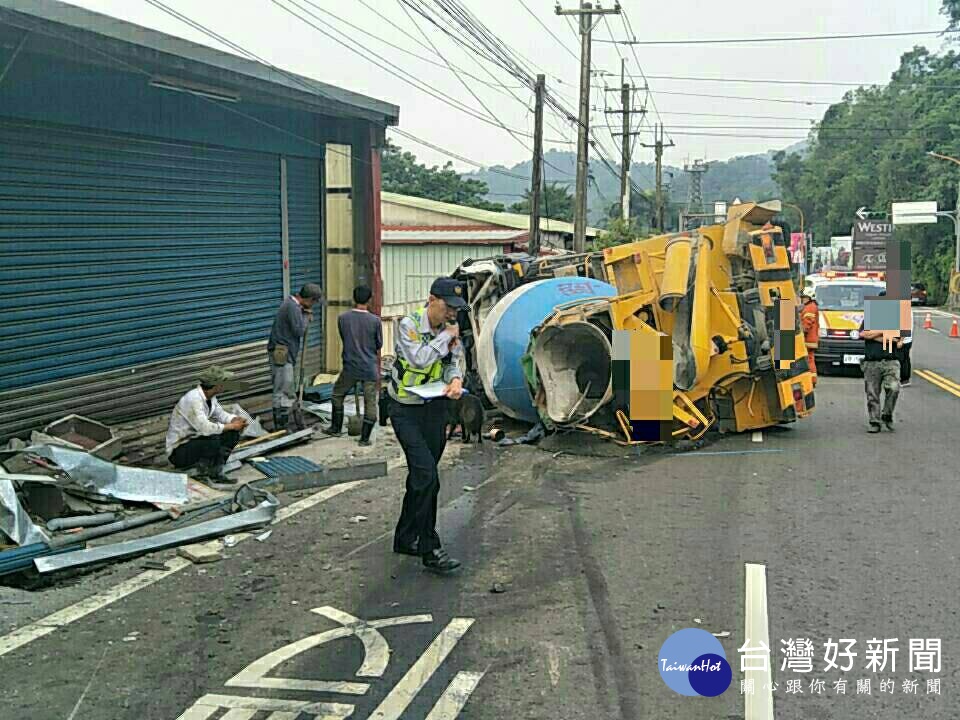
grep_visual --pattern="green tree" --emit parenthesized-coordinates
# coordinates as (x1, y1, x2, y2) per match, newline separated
(772, 39, 960, 301)
(381, 139, 504, 211)
(509, 182, 575, 222)
(589, 217, 643, 251)
(944, 0, 960, 28)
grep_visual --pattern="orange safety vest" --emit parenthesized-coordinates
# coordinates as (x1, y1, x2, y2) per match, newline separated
(801, 300, 820, 350)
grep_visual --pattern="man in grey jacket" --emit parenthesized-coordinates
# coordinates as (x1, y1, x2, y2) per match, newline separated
(267, 283, 322, 430)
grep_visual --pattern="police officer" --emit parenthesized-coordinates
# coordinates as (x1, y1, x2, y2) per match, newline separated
(389, 277, 465, 574)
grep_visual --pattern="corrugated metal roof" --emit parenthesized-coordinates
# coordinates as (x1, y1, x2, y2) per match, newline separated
(0, 0, 399, 125)
(383, 228, 525, 244)
(381, 192, 601, 237)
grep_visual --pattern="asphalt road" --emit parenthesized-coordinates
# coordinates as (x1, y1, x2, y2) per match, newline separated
(2, 312, 958, 720)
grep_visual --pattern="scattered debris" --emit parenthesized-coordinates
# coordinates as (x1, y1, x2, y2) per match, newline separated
(141, 560, 168, 571)
(35, 494, 277, 574)
(249, 456, 323, 478)
(349, 515, 368, 524)
(255, 530, 273, 542)
(222, 535, 238, 548)
(497, 422, 547, 447)
(223, 428, 316, 474)
(713, 631, 731, 638)
(0, 478, 50, 546)
(490, 582, 506, 594)
(122, 631, 140, 642)
(693, 618, 702, 624)
(178, 542, 223, 565)
(47, 513, 118, 532)
(44, 415, 123, 461)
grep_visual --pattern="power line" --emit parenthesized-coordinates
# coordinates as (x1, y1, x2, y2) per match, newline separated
(652, 89, 834, 106)
(296, 0, 528, 95)
(638, 72, 960, 91)
(598, 28, 960, 46)
(270, 0, 550, 140)
(655, 110, 824, 121)
(517, 0, 579, 63)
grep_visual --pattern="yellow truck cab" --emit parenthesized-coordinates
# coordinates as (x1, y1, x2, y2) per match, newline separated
(811, 271, 886, 372)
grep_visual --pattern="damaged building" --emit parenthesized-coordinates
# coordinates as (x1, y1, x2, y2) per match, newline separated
(0, 0, 399, 443)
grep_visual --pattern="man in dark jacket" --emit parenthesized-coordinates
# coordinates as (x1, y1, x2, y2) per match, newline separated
(267, 283, 321, 430)
(326, 285, 383, 446)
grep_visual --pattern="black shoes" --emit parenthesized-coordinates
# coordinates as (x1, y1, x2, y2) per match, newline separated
(359, 419, 375, 447)
(882, 415, 895, 431)
(422, 549, 461, 574)
(868, 424, 881, 433)
(325, 408, 345, 436)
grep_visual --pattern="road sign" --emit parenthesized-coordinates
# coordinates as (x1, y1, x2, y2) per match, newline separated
(892, 201, 938, 225)
(851, 217, 893, 270)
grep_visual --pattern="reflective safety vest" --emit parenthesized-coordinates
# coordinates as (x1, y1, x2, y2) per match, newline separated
(391, 307, 444, 400)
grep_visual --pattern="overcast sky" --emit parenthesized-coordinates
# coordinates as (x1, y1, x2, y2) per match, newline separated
(68, 0, 948, 171)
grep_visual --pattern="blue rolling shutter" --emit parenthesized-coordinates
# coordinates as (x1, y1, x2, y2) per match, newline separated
(0, 118, 283, 439)
(285, 156, 324, 376)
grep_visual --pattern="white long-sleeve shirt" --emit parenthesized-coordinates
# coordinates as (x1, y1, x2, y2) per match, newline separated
(165, 386, 237, 456)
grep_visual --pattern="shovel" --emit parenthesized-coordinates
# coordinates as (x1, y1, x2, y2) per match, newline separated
(287, 323, 309, 432)
(347, 384, 363, 436)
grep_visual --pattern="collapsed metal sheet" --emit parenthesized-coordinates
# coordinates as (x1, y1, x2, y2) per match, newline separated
(34, 496, 278, 573)
(26, 445, 189, 505)
(0, 479, 50, 546)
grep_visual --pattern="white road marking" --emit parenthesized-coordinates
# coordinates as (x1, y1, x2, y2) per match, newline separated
(0, 481, 364, 659)
(930, 328, 941, 334)
(425, 671, 485, 720)
(744, 563, 774, 720)
(176, 694, 353, 719)
(220, 710, 257, 720)
(369, 618, 476, 720)
(751, 432, 763, 443)
(225, 607, 432, 694)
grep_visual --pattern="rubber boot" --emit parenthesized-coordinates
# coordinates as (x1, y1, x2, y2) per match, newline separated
(272, 408, 288, 432)
(358, 419, 375, 447)
(325, 408, 344, 436)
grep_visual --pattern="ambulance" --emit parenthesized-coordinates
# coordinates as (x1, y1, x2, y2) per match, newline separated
(810, 271, 887, 372)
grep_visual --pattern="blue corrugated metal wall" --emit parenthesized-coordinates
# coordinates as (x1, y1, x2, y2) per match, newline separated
(285, 156, 323, 365)
(0, 118, 283, 392)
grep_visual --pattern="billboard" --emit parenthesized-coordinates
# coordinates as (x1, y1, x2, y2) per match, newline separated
(809, 246, 834, 274)
(790, 232, 807, 275)
(830, 236, 853, 271)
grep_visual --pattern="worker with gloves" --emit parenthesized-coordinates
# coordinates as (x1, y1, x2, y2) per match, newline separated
(800, 288, 820, 385)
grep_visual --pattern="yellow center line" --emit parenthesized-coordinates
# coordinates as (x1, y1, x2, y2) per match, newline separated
(915, 370, 960, 399)
(922, 369, 960, 392)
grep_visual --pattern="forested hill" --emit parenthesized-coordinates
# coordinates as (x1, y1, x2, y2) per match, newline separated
(462, 148, 786, 225)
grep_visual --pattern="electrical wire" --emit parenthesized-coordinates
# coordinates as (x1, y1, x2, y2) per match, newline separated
(297, 0, 529, 95)
(638, 72, 960, 91)
(597, 28, 960, 46)
(517, 0, 579, 63)
(123, 3, 533, 180)
(270, 0, 550, 140)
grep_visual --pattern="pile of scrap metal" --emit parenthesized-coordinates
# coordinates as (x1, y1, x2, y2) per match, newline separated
(0, 444, 278, 578)
(451, 200, 816, 445)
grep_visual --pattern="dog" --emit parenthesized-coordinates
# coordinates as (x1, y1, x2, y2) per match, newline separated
(446, 394, 484, 443)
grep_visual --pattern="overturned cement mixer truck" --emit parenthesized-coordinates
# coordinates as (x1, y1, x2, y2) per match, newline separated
(450, 200, 816, 445)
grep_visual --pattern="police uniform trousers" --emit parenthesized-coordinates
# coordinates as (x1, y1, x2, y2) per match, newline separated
(389, 397, 448, 554)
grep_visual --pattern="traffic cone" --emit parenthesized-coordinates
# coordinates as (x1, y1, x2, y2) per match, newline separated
(951, 319, 960, 339)
(924, 312, 933, 330)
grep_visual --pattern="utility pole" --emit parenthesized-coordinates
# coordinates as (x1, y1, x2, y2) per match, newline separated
(556, 1, 621, 252)
(683, 159, 708, 229)
(640, 123, 675, 232)
(606, 59, 643, 223)
(529, 74, 545, 257)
